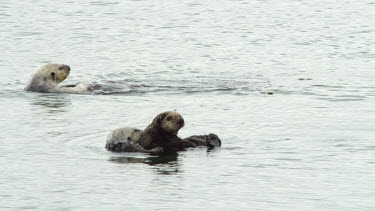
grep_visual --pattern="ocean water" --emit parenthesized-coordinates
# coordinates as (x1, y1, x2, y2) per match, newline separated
(1, 0, 375, 210)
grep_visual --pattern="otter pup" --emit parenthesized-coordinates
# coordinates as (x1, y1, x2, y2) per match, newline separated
(105, 111, 221, 153)
(105, 127, 163, 154)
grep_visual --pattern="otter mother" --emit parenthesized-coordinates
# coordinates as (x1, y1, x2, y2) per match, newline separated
(106, 111, 221, 154)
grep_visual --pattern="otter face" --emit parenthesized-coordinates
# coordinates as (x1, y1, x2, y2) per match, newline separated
(25, 63, 71, 92)
(40, 63, 71, 84)
(153, 111, 185, 135)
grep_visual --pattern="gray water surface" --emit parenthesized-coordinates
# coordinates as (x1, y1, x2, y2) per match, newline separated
(1, 0, 375, 210)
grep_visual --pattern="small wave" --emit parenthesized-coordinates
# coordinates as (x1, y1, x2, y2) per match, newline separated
(89, 74, 272, 95)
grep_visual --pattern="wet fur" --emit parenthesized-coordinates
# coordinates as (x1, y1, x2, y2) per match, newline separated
(106, 111, 221, 154)
(25, 63, 93, 94)
(183, 133, 222, 149)
(136, 111, 197, 153)
(105, 127, 163, 153)
(25, 63, 71, 93)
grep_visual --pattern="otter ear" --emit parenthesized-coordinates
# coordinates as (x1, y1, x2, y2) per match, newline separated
(51, 72, 55, 80)
(156, 114, 164, 125)
(154, 112, 168, 125)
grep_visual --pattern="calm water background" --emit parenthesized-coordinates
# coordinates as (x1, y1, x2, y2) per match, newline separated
(1, 0, 375, 210)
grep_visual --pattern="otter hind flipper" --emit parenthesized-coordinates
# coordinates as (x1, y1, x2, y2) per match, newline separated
(183, 133, 222, 148)
(206, 133, 221, 148)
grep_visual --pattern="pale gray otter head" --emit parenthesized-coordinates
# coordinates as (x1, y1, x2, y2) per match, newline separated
(25, 63, 71, 92)
(146, 111, 185, 135)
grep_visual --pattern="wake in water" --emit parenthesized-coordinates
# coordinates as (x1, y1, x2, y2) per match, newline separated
(19, 63, 272, 95)
(87, 75, 272, 95)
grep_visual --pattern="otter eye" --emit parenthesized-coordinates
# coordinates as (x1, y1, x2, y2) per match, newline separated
(51, 72, 55, 76)
(59, 66, 63, 70)
(166, 116, 173, 121)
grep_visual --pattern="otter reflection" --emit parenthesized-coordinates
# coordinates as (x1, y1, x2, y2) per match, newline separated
(109, 153, 180, 175)
(31, 94, 71, 113)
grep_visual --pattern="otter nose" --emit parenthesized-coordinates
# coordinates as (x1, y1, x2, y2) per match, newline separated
(177, 118, 184, 125)
(60, 64, 70, 72)
(63, 65, 71, 72)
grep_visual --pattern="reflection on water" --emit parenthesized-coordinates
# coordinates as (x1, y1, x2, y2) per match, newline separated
(109, 153, 180, 175)
(30, 94, 71, 113)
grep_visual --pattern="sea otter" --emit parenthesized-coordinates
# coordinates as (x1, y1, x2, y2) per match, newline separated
(105, 111, 221, 153)
(105, 127, 164, 153)
(24, 63, 91, 94)
(24, 63, 126, 94)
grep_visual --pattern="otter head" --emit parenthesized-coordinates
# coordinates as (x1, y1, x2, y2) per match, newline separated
(39, 63, 71, 84)
(25, 63, 71, 92)
(149, 111, 185, 135)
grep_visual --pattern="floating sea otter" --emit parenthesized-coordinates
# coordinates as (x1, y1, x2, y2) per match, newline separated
(24, 63, 92, 94)
(105, 111, 221, 154)
(24, 63, 125, 94)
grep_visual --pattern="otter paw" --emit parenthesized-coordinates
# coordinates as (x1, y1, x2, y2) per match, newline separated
(206, 133, 221, 148)
(150, 147, 164, 154)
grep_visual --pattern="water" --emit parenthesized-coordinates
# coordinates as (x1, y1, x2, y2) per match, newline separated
(1, 0, 375, 210)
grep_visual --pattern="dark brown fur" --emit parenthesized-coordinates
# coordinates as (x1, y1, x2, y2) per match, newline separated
(137, 111, 197, 153)
(105, 111, 222, 154)
(183, 133, 222, 149)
